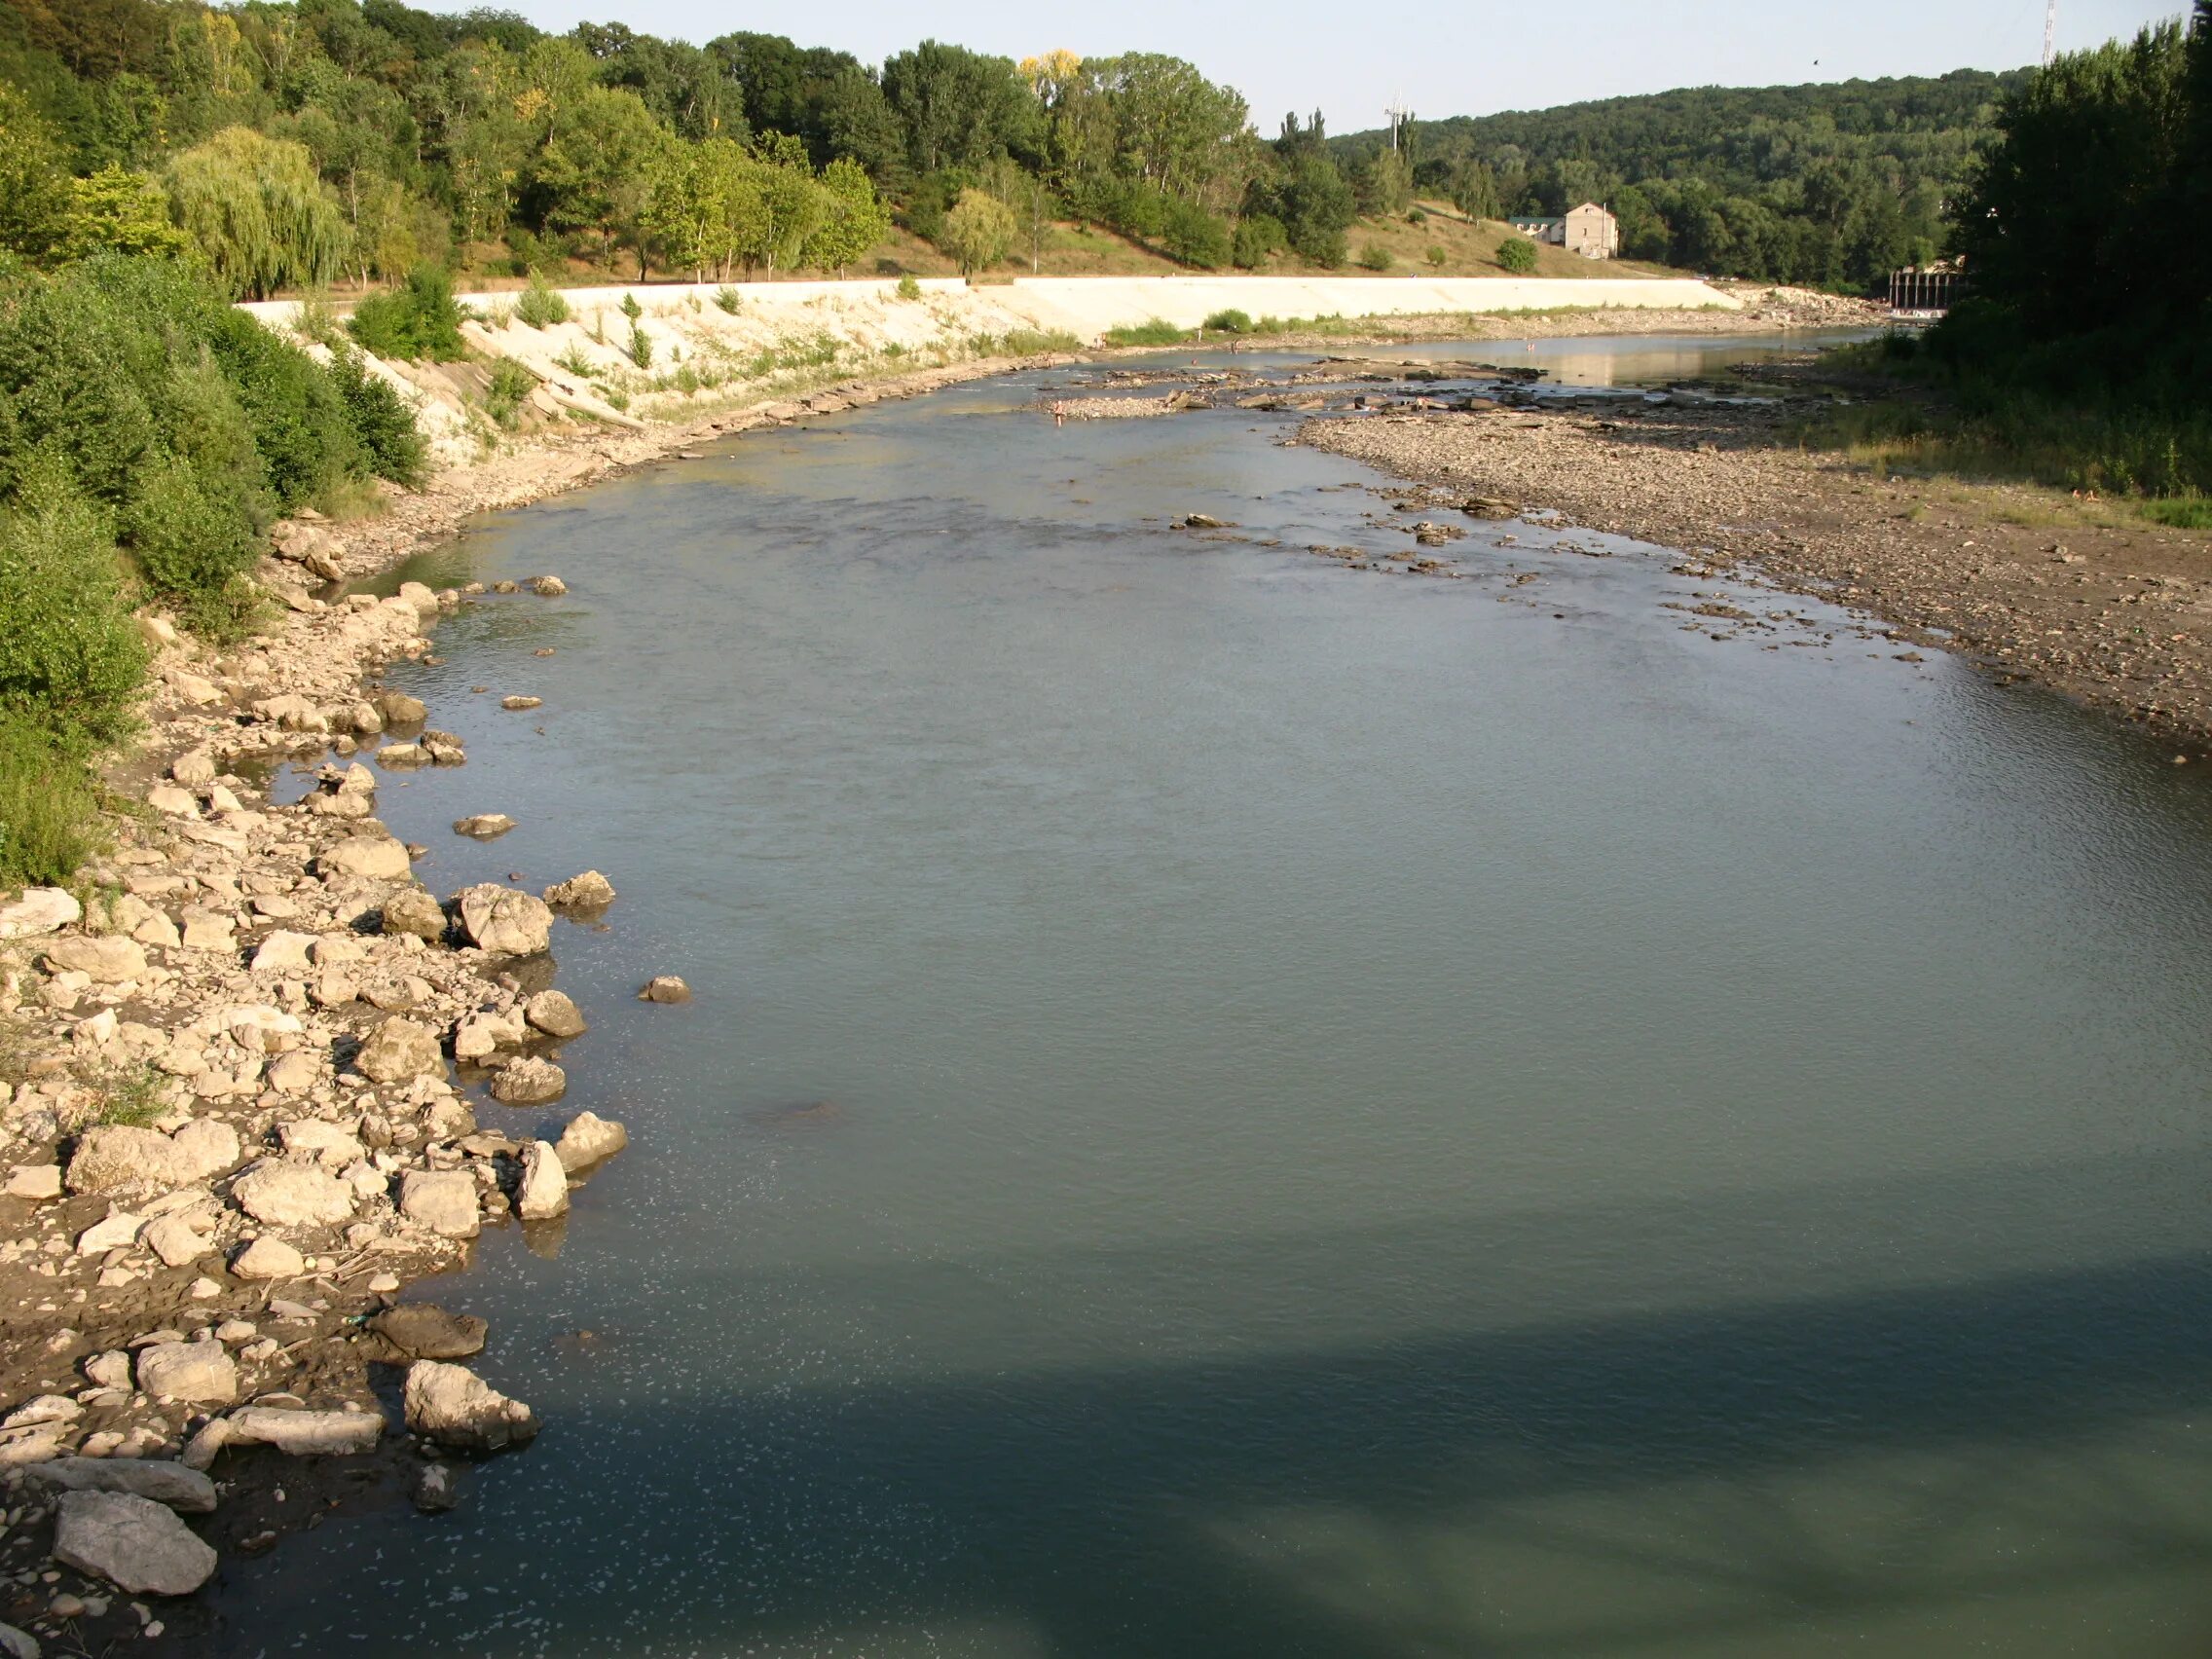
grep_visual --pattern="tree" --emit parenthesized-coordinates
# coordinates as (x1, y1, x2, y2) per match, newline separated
(1953, 22, 2192, 333)
(939, 187, 1014, 274)
(61, 167, 187, 261)
(803, 156, 890, 275)
(166, 127, 349, 299)
(1496, 236, 1538, 273)
(882, 41, 1041, 175)
(0, 84, 74, 262)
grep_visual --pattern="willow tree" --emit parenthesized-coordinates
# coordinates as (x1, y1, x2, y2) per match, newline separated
(940, 188, 1015, 274)
(167, 128, 348, 300)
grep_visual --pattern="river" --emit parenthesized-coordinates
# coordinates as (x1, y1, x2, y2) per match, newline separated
(211, 334, 2212, 1657)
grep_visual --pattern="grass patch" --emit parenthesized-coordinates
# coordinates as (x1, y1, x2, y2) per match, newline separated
(979, 328, 1081, 356)
(482, 357, 537, 428)
(2140, 496, 2212, 530)
(1202, 309, 1254, 334)
(92, 1063, 168, 1127)
(1104, 317, 1188, 348)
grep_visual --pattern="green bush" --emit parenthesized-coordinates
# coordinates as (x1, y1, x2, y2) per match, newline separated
(714, 285, 742, 313)
(1496, 237, 1539, 274)
(203, 306, 360, 508)
(1160, 198, 1231, 270)
(1425, 245, 1449, 267)
(626, 322, 653, 369)
(0, 714, 103, 886)
(328, 350, 425, 488)
(619, 292, 643, 320)
(1104, 317, 1187, 348)
(1202, 309, 1254, 334)
(122, 452, 256, 603)
(1232, 214, 1286, 271)
(994, 328, 1081, 355)
(348, 266, 466, 362)
(483, 357, 536, 428)
(513, 273, 570, 329)
(1356, 243, 1394, 272)
(0, 462, 145, 747)
(895, 274, 922, 301)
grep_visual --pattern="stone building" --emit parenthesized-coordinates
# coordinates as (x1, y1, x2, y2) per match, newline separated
(1506, 203, 1620, 259)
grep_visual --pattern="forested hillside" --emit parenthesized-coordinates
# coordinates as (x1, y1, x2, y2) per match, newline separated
(1337, 71, 2028, 288)
(0, 0, 1387, 283)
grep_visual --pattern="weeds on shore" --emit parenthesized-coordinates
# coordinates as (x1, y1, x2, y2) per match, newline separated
(975, 328, 1081, 357)
(1104, 318, 1188, 347)
(92, 1063, 169, 1128)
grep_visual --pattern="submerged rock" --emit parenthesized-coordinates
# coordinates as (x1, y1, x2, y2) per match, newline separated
(362, 1304, 487, 1362)
(637, 975, 691, 1004)
(543, 869, 616, 909)
(490, 1056, 565, 1105)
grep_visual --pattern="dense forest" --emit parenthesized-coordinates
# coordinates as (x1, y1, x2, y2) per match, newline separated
(1335, 72, 2028, 288)
(0, 0, 1373, 283)
(1878, 6, 2212, 498)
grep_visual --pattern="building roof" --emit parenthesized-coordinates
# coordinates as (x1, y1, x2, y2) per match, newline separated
(1567, 202, 1612, 216)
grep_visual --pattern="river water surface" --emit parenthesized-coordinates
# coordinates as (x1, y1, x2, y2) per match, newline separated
(217, 336, 2212, 1657)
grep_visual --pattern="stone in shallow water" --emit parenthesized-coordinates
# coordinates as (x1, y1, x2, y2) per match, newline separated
(403, 1362, 536, 1452)
(638, 975, 690, 1004)
(362, 1304, 487, 1361)
(490, 1056, 565, 1105)
(554, 1111, 627, 1170)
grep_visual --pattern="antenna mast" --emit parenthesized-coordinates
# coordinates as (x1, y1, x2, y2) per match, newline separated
(2042, 0, 2057, 67)
(1385, 98, 1411, 151)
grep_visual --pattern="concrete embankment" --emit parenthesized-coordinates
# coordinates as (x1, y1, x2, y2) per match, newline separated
(244, 274, 1741, 467)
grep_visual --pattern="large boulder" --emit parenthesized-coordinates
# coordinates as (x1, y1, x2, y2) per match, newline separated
(554, 1112, 627, 1171)
(229, 1235, 306, 1280)
(489, 1056, 565, 1105)
(248, 931, 317, 975)
(224, 1407, 382, 1456)
(517, 1141, 568, 1220)
(26, 1457, 216, 1514)
(318, 836, 411, 881)
(454, 885, 553, 956)
(42, 936, 146, 983)
(522, 990, 586, 1038)
(51, 1491, 216, 1596)
(134, 1342, 237, 1406)
(355, 1016, 446, 1085)
(231, 1161, 354, 1228)
(0, 887, 80, 940)
(66, 1121, 238, 1196)
(398, 1169, 479, 1238)
(402, 1362, 537, 1452)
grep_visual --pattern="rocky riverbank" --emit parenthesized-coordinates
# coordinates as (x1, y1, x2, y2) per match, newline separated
(1300, 382, 2212, 749)
(0, 350, 1055, 1656)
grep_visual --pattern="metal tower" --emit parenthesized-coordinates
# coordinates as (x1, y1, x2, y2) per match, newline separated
(2043, 0, 2057, 67)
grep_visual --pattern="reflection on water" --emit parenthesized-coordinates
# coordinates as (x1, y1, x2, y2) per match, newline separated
(208, 336, 2212, 1658)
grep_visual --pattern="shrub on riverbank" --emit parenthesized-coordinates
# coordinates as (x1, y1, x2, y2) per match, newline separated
(349, 265, 466, 361)
(0, 254, 427, 882)
(1104, 318, 1188, 347)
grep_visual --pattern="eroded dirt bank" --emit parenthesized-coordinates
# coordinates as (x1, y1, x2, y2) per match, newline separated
(1302, 388, 2212, 748)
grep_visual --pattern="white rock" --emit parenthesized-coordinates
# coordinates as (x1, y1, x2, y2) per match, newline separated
(51, 1490, 217, 1596)
(134, 1342, 237, 1405)
(42, 936, 146, 984)
(84, 1351, 131, 1388)
(76, 1212, 145, 1255)
(318, 837, 411, 881)
(0, 888, 80, 940)
(355, 1016, 446, 1084)
(3, 1395, 82, 1429)
(553, 1112, 627, 1170)
(277, 1119, 360, 1163)
(522, 990, 586, 1038)
(4, 1164, 62, 1200)
(249, 931, 317, 975)
(145, 786, 200, 819)
(517, 1141, 568, 1219)
(229, 1235, 306, 1280)
(398, 1170, 479, 1238)
(265, 1051, 317, 1094)
(0, 1617, 38, 1659)
(170, 748, 218, 788)
(542, 869, 616, 908)
(26, 1456, 216, 1513)
(402, 1361, 536, 1452)
(230, 1161, 353, 1228)
(138, 1215, 208, 1269)
(453, 885, 553, 955)
(224, 1406, 383, 1456)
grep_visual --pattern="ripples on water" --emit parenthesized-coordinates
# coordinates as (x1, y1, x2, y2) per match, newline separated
(214, 337, 2212, 1658)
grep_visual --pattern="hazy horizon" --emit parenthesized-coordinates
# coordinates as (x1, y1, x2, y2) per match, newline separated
(466, 0, 2179, 134)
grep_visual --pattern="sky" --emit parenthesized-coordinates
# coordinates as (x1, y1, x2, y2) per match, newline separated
(479, 0, 2184, 133)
